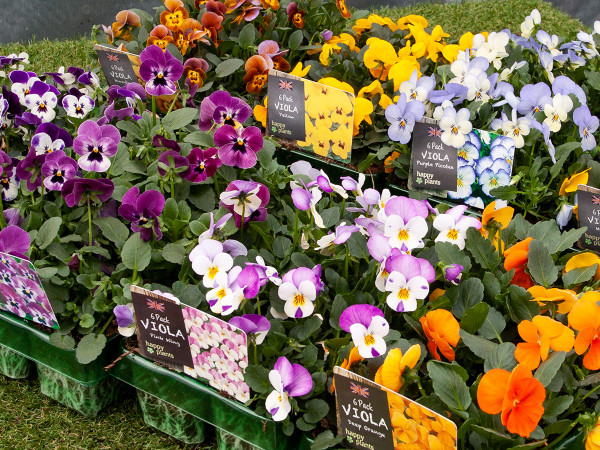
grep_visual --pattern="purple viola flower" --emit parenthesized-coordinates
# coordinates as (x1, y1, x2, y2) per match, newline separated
(157, 150, 190, 179)
(118, 186, 165, 241)
(212, 94, 252, 128)
(61, 178, 114, 207)
(315, 222, 360, 252)
(139, 45, 183, 96)
(0, 168, 19, 201)
(73, 120, 120, 172)
(4, 208, 22, 227)
(573, 105, 599, 151)
(24, 80, 59, 122)
(278, 266, 321, 318)
(385, 93, 425, 144)
(114, 304, 135, 336)
(14, 111, 41, 128)
(186, 147, 222, 183)
(0, 225, 30, 259)
(34, 122, 73, 148)
(97, 102, 137, 126)
(214, 125, 263, 169)
(78, 69, 100, 89)
(429, 83, 469, 105)
(16, 149, 44, 191)
(517, 82, 551, 117)
(9, 70, 40, 105)
(44, 66, 84, 85)
(2, 85, 21, 120)
(220, 180, 270, 228)
(444, 264, 464, 284)
(153, 134, 181, 152)
(198, 212, 233, 242)
(265, 356, 313, 421)
(339, 304, 389, 358)
(552, 75, 587, 105)
(41, 150, 77, 191)
(229, 314, 271, 344)
(62, 92, 95, 119)
(108, 82, 147, 105)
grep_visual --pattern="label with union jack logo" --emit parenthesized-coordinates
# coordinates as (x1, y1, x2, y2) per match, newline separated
(578, 185, 600, 252)
(94, 44, 140, 87)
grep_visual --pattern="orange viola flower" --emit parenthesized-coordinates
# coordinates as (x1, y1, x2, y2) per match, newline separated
(330, 346, 364, 393)
(259, 0, 279, 10)
(160, 4, 190, 31)
(111, 10, 141, 42)
(419, 310, 460, 362)
(477, 364, 545, 437)
(481, 200, 514, 234)
(527, 285, 578, 314)
(384, 151, 400, 174)
(564, 253, 600, 282)
(286, 2, 306, 28)
(147, 25, 175, 50)
(201, 11, 224, 45)
(560, 168, 590, 196)
(243, 55, 272, 94)
(375, 345, 421, 392)
(568, 291, 600, 370)
(183, 57, 209, 90)
(514, 315, 574, 370)
(336, 0, 351, 19)
(586, 416, 600, 450)
(253, 96, 268, 127)
(272, 55, 290, 72)
(504, 237, 534, 289)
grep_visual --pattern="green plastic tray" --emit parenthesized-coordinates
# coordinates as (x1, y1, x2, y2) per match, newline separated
(111, 345, 291, 450)
(0, 311, 121, 385)
(0, 344, 34, 379)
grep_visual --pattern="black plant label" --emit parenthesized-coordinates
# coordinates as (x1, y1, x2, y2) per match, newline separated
(95, 44, 140, 87)
(267, 70, 306, 141)
(578, 185, 600, 251)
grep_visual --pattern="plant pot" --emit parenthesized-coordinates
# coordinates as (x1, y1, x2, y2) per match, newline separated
(277, 147, 384, 190)
(111, 344, 293, 450)
(136, 390, 210, 445)
(37, 364, 125, 418)
(0, 344, 34, 379)
(0, 311, 120, 384)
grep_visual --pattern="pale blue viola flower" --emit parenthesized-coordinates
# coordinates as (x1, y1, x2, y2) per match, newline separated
(573, 105, 599, 151)
(557, 203, 574, 230)
(457, 141, 480, 167)
(385, 93, 424, 144)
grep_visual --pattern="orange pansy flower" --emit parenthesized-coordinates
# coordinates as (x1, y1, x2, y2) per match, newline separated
(374, 345, 421, 392)
(481, 201, 514, 251)
(560, 168, 590, 196)
(527, 285, 578, 314)
(568, 291, 600, 370)
(147, 25, 175, 50)
(330, 346, 364, 393)
(504, 237, 534, 289)
(253, 96, 267, 127)
(201, 11, 224, 44)
(272, 55, 290, 72)
(384, 151, 400, 174)
(183, 57, 209, 88)
(419, 310, 460, 362)
(564, 253, 600, 282)
(160, 5, 190, 31)
(586, 416, 600, 450)
(515, 315, 574, 370)
(112, 10, 141, 42)
(243, 55, 272, 94)
(336, 0, 351, 19)
(477, 364, 545, 437)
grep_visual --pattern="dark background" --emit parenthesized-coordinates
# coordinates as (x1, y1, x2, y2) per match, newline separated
(0, 0, 596, 44)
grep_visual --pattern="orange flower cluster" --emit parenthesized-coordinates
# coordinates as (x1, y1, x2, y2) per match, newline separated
(477, 364, 545, 438)
(514, 315, 574, 370)
(568, 291, 600, 370)
(147, 0, 209, 55)
(419, 310, 460, 362)
(388, 393, 457, 449)
(503, 237, 534, 289)
(481, 201, 514, 251)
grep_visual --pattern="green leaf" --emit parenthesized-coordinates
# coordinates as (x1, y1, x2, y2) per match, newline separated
(507, 284, 539, 322)
(95, 217, 129, 248)
(321, 207, 340, 228)
(183, 130, 214, 147)
(310, 430, 345, 450)
(535, 351, 566, 387)
(244, 365, 271, 394)
(346, 232, 369, 259)
(435, 242, 471, 272)
(79, 313, 95, 328)
(215, 58, 244, 78)
(75, 334, 107, 364)
(36, 267, 58, 279)
(162, 243, 187, 264)
(291, 315, 322, 341)
(548, 227, 587, 254)
(460, 302, 489, 334)
(49, 332, 75, 350)
(543, 395, 573, 419)
(478, 306, 506, 340)
(35, 217, 62, 249)
(238, 23, 256, 48)
(484, 342, 517, 372)
(80, 245, 111, 259)
(527, 239, 558, 287)
(452, 278, 484, 319)
(465, 227, 501, 270)
(482, 271, 501, 301)
(585, 69, 600, 91)
(357, 153, 377, 173)
(288, 29, 303, 51)
(460, 330, 498, 359)
(527, 220, 561, 252)
(303, 398, 329, 424)
(189, 184, 215, 212)
(121, 234, 152, 272)
(162, 108, 199, 131)
(272, 236, 292, 259)
(563, 264, 597, 288)
(427, 360, 471, 411)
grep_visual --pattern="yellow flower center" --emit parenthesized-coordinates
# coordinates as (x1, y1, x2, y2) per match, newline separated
(199, 162, 205, 169)
(56, 171, 62, 177)
(514, 128, 520, 136)
(293, 293, 305, 307)
(208, 266, 219, 278)
(237, 138, 244, 145)
(553, 114, 559, 121)
(451, 126, 458, 134)
(457, 150, 467, 159)
(364, 333, 376, 346)
(447, 228, 459, 240)
(400, 119, 406, 128)
(397, 229, 409, 240)
(216, 288, 227, 299)
(92, 147, 99, 153)
(397, 288, 410, 300)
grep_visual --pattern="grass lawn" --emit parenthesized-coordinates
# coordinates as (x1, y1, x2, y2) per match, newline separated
(0, 0, 588, 448)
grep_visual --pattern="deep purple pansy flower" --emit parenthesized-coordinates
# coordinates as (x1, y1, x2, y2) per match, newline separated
(214, 125, 263, 169)
(118, 186, 165, 241)
(220, 180, 269, 227)
(157, 150, 190, 179)
(339, 304, 389, 358)
(229, 314, 271, 344)
(186, 147, 222, 183)
(198, 90, 252, 131)
(73, 120, 120, 173)
(16, 149, 45, 191)
(0, 225, 31, 259)
(41, 150, 78, 191)
(265, 356, 313, 421)
(61, 178, 114, 207)
(444, 263, 464, 284)
(139, 45, 183, 96)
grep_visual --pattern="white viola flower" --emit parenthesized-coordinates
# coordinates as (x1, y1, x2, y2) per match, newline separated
(466, 72, 491, 102)
(472, 32, 510, 69)
(25, 90, 57, 123)
(11, 75, 40, 105)
(220, 184, 263, 217)
(543, 94, 573, 132)
(449, 52, 488, 85)
(337, 304, 390, 358)
(205, 272, 235, 315)
(265, 357, 312, 422)
(62, 94, 95, 119)
(289, 160, 320, 189)
(465, 196, 485, 209)
(399, 70, 435, 103)
(433, 205, 482, 249)
(377, 188, 392, 213)
(309, 187, 325, 228)
(278, 277, 317, 319)
(439, 107, 473, 148)
(537, 30, 561, 57)
(500, 110, 531, 148)
(448, 164, 476, 200)
(0, 172, 19, 201)
(189, 239, 234, 288)
(385, 271, 429, 312)
(31, 132, 65, 155)
(383, 214, 427, 252)
(521, 9, 541, 38)
(499, 61, 527, 82)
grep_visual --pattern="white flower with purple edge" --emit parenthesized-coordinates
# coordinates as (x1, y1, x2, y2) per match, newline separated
(266, 357, 313, 421)
(315, 222, 360, 253)
(384, 253, 432, 312)
(62, 94, 95, 119)
(73, 120, 120, 173)
(433, 205, 482, 249)
(189, 239, 234, 288)
(24, 81, 58, 122)
(479, 168, 511, 196)
(339, 304, 389, 358)
(278, 268, 318, 319)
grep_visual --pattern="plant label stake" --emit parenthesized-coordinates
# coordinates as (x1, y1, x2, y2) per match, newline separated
(577, 185, 600, 251)
(95, 44, 141, 87)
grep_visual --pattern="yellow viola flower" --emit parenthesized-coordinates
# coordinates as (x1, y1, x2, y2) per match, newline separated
(352, 14, 397, 35)
(560, 169, 590, 196)
(357, 80, 383, 99)
(431, 25, 450, 42)
(459, 31, 475, 50)
(388, 58, 421, 92)
(364, 37, 399, 79)
(289, 62, 310, 78)
(397, 15, 428, 30)
(319, 43, 335, 67)
(252, 95, 267, 127)
(330, 33, 359, 52)
(564, 252, 600, 282)
(353, 97, 374, 136)
(317, 77, 354, 95)
(379, 94, 394, 109)
(410, 41, 427, 58)
(442, 44, 460, 63)
(374, 345, 421, 392)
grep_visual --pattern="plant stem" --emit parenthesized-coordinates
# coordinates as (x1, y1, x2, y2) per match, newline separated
(165, 90, 179, 116)
(344, 245, 349, 280)
(87, 197, 93, 246)
(292, 208, 299, 248)
(240, 202, 246, 241)
(0, 196, 6, 230)
(151, 95, 157, 128)
(99, 314, 114, 334)
(170, 174, 175, 200)
(256, 296, 261, 316)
